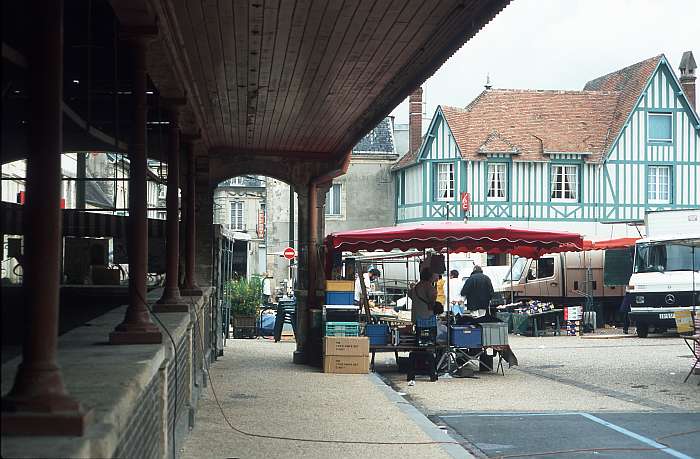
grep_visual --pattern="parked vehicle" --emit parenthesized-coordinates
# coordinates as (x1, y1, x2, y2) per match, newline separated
(627, 209, 700, 338)
(499, 249, 631, 322)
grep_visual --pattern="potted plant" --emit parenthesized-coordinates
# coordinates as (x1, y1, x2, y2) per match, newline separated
(227, 276, 262, 338)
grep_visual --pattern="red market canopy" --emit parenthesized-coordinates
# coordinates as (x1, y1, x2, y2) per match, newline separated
(582, 237, 639, 251)
(326, 223, 584, 259)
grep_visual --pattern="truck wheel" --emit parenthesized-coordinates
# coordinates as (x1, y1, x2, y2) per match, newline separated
(636, 324, 649, 338)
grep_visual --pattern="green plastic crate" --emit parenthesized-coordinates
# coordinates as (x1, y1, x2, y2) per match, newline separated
(324, 321, 360, 337)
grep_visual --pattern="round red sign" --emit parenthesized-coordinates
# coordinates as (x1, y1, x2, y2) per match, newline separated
(283, 247, 296, 260)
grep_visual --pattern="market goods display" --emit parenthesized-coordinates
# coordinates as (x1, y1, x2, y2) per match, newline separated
(513, 300, 555, 315)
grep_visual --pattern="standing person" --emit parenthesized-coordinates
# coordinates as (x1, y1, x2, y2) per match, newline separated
(261, 273, 272, 305)
(354, 268, 381, 305)
(444, 269, 465, 315)
(619, 292, 632, 334)
(436, 274, 446, 307)
(407, 268, 439, 385)
(460, 265, 494, 317)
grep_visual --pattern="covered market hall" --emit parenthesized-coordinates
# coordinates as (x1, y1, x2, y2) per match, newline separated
(1, 0, 512, 457)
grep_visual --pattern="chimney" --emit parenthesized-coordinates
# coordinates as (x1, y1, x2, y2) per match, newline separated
(409, 87, 423, 154)
(679, 51, 697, 110)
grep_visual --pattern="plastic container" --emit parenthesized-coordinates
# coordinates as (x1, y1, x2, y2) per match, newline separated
(324, 321, 360, 337)
(365, 323, 390, 346)
(325, 280, 354, 292)
(325, 291, 355, 305)
(496, 312, 513, 333)
(323, 305, 359, 322)
(450, 325, 482, 348)
(480, 322, 508, 346)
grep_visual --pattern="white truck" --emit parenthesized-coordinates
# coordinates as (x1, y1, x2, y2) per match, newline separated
(627, 209, 700, 337)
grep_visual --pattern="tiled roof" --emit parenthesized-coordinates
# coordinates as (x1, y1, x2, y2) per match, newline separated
(352, 117, 396, 155)
(393, 54, 664, 168)
(392, 141, 421, 170)
(441, 90, 620, 162)
(583, 54, 663, 158)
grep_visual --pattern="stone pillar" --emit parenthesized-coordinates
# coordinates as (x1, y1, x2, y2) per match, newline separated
(109, 32, 162, 345)
(293, 186, 310, 364)
(194, 182, 214, 287)
(1, 0, 89, 435)
(181, 142, 202, 296)
(155, 108, 187, 312)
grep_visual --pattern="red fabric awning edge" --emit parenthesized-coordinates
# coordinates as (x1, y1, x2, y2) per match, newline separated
(325, 223, 584, 260)
(582, 237, 639, 251)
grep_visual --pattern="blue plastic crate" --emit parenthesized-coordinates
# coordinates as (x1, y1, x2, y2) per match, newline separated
(368, 334, 389, 345)
(416, 316, 437, 328)
(365, 324, 389, 336)
(325, 291, 355, 305)
(325, 321, 360, 337)
(450, 325, 482, 348)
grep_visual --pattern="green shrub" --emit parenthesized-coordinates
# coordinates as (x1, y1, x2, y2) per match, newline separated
(226, 276, 262, 316)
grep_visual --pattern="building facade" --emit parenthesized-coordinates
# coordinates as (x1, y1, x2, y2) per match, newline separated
(213, 175, 267, 276)
(393, 53, 699, 240)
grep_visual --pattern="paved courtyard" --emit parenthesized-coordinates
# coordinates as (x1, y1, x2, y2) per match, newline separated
(377, 334, 700, 458)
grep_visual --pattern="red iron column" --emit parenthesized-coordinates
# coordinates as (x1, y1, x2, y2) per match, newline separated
(1, 0, 89, 435)
(109, 31, 162, 344)
(154, 108, 187, 312)
(181, 141, 202, 296)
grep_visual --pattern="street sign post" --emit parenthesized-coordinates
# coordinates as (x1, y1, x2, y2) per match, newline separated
(283, 247, 296, 260)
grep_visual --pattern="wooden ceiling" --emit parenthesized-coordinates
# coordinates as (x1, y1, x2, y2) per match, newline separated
(112, 0, 510, 160)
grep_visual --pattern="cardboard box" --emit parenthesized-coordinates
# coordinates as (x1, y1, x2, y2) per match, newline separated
(323, 336, 369, 356)
(325, 280, 355, 292)
(323, 355, 369, 374)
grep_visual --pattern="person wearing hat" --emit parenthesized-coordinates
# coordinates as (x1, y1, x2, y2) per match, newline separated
(354, 267, 381, 305)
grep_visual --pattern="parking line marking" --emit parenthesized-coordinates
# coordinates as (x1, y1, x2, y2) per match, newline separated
(579, 413, 694, 459)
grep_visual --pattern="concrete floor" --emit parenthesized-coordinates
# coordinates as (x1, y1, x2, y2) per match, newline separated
(181, 339, 467, 459)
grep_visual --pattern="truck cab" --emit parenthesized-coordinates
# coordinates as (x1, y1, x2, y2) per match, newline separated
(627, 238, 700, 337)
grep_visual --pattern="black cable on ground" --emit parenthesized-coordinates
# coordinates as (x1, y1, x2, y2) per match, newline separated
(186, 291, 700, 453)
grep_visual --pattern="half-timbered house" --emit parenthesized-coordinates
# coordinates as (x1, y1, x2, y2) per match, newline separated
(393, 53, 699, 240)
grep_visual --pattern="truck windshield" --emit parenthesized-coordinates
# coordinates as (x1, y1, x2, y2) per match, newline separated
(504, 257, 528, 281)
(634, 242, 700, 273)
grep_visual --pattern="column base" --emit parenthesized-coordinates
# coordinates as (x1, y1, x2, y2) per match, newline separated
(1, 409, 92, 436)
(153, 298, 190, 313)
(292, 350, 307, 364)
(109, 323, 162, 345)
(180, 286, 203, 297)
(1, 394, 92, 436)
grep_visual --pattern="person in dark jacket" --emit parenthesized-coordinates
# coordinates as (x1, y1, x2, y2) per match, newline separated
(460, 265, 494, 317)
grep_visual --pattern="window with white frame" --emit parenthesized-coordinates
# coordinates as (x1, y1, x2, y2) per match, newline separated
(487, 163, 508, 201)
(647, 165, 671, 204)
(325, 183, 341, 216)
(230, 201, 244, 230)
(648, 113, 673, 143)
(436, 163, 454, 201)
(550, 165, 579, 202)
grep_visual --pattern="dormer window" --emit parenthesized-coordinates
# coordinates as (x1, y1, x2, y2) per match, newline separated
(648, 112, 673, 143)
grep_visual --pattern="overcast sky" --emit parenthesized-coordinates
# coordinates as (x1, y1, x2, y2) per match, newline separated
(390, 0, 700, 127)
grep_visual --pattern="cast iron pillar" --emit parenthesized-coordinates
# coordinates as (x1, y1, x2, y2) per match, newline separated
(1, 0, 90, 435)
(154, 108, 187, 312)
(109, 30, 162, 344)
(181, 141, 202, 296)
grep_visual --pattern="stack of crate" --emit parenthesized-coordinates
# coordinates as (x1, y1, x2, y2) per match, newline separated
(324, 280, 359, 337)
(323, 336, 369, 373)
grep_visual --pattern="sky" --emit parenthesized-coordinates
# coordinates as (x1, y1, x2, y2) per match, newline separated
(389, 0, 700, 128)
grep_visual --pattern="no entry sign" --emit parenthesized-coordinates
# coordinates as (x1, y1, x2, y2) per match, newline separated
(283, 247, 296, 260)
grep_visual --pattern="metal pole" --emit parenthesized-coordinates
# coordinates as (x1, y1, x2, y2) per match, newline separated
(109, 32, 162, 345)
(182, 141, 202, 296)
(155, 109, 186, 312)
(1, 0, 88, 436)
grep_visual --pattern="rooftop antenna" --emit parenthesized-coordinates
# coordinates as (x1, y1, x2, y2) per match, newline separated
(484, 73, 492, 90)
